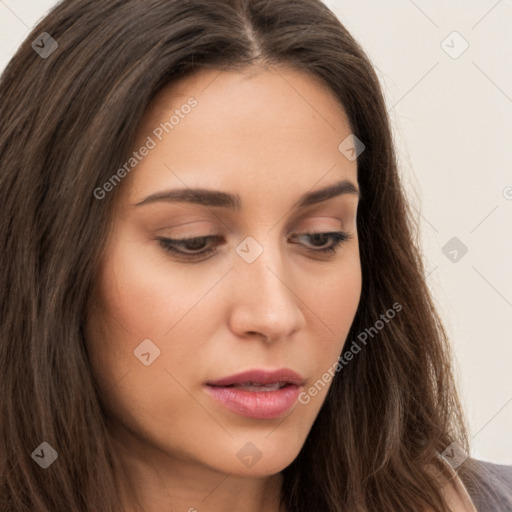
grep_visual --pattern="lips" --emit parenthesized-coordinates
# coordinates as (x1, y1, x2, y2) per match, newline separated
(205, 369, 305, 420)
(206, 369, 305, 387)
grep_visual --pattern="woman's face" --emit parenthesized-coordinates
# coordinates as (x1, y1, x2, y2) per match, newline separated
(85, 65, 362, 479)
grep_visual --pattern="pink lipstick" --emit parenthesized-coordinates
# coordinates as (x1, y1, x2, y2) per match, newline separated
(205, 369, 305, 420)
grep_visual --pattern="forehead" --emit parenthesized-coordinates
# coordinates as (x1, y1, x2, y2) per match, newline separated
(143, 65, 351, 129)
(125, 65, 357, 205)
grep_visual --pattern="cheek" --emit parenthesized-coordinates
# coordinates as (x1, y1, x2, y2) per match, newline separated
(297, 250, 362, 389)
(84, 237, 183, 395)
(321, 263, 361, 330)
(311, 249, 362, 335)
(94, 234, 211, 340)
(85, 232, 230, 399)
(84, 239, 204, 435)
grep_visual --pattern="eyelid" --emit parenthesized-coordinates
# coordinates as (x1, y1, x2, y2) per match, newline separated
(156, 230, 352, 261)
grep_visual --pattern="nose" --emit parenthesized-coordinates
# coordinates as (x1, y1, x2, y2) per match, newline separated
(227, 239, 306, 343)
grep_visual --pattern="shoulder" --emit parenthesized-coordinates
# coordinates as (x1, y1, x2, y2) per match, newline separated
(464, 458, 512, 511)
(425, 457, 512, 511)
(471, 458, 512, 485)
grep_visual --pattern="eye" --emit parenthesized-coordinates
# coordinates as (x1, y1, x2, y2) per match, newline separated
(156, 235, 223, 259)
(289, 231, 352, 255)
(156, 231, 352, 261)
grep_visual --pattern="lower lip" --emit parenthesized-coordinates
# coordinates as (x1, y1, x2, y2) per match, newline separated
(205, 384, 301, 419)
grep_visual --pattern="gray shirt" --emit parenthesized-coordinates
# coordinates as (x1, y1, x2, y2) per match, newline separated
(466, 459, 512, 511)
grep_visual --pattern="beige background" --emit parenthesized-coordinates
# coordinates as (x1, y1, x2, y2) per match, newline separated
(1, 0, 510, 464)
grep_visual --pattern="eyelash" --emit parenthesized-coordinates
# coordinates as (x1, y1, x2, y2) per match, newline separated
(156, 231, 352, 261)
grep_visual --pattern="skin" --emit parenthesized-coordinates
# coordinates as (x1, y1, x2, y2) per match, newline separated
(85, 64, 361, 512)
(86, 67, 361, 512)
(84, 65, 472, 512)
(425, 464, 478, 512)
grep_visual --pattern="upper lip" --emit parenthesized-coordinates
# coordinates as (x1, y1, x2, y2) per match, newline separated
(206, 368, 305, 387)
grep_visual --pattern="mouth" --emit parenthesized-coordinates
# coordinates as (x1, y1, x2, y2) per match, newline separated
(209, 381, 290, 392)
(204, 369, 305, 420)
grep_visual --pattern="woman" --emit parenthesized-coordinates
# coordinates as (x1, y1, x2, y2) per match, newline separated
(0, 0, 510, 510)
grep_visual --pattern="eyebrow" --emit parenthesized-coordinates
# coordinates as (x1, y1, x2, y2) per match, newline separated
(133, 178, 360, 209)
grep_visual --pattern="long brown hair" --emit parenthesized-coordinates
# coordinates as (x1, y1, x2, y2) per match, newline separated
(0, 0, 506, 510)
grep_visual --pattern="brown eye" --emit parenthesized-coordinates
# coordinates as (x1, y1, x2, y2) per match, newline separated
(156, 231, 352, 262)
(156, 235, 223, 259)
(289, 231, 351, 255)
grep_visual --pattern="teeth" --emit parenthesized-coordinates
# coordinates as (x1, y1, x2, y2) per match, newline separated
(232, 381, 287, 392)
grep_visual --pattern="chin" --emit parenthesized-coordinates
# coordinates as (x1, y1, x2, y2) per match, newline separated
(202, 432, 306, 478)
